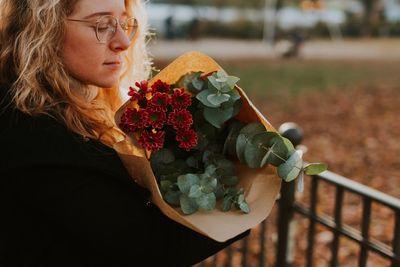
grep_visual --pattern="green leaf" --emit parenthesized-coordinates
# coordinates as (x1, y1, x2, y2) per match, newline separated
(150, 148, 175, 165)
(205, 164, 217, 175)
(222, 196, 233, 212)
(186, 156, 199, 168)
(188, 184, 202, 198)
(215, 184, 225, 199)
(228, 89, 241, 102)
(200, 175, 218, 193)
(196, 89, 220, 108)
(239, 201, 250, 214)
(177, 174, 200, 194)
(236, 122, 267, 163)
(203, 106, 234, 128)
(195, 193, 216, 211)
(180, 194, 198, 215)
(243, 132, 276, 168)
(227, 76, 240, 88)
(164, 190, 181, 206)
(304, 163, 328, 175)
(191, 73, 204, 91)
(221, 176, 238, 186)
(208, 74, 223, 90)
(160, 180, 173, 193)
(176, 72, 202, 93)
(278, 150, 304, 182)
(223, 120, 245, 157)
(207, 93, 230, 106)
(266, 136, 295, 166)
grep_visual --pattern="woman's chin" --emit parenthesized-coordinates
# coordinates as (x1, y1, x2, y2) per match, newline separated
(92, 79, 119, 89)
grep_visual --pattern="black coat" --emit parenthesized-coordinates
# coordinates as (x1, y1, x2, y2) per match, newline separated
(0, 87, 248, 267)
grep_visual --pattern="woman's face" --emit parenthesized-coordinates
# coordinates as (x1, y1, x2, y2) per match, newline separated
(62, 0, 130, 88)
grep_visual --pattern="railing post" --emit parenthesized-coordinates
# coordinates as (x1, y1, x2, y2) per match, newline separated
(276, 180, 296, 267)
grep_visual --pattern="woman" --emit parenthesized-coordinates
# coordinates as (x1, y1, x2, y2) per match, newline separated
(0, 0, 248, 266)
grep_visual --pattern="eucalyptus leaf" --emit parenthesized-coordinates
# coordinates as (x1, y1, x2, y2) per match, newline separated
(205, 164, 217, 175)
(180, 194, 199, 215)
(176, 72, 202, 93)
(215, 184, 225, 199)
(207, 93, 230, 106)
(200, 176, 218, 193)
(304, 163, 328, 175)
(196, 193, 216, 211)
(208, 75, 223, 91)
(203, 106, 234, 128)
(191, 73, 204, 91)
(189, 184, 202, 198)
(160, 180, 173, 193)
(243, 132, 276, 168)
(278, 150, 304, 182)
(150, 148, 175, 166)
(222, 196, 233, 212)
(239, 201, 250, 214)
(177, 174, 200, 194)
(266, 136, 295, 166)
(226, 76, 240, 90)
(236, 122, 266, 163)
(186, 156, 199, 168)
(223, 120, 245, 157)
(196, 89, 220, 108)
(221, 176, 238, 186)
(164, 190, 181, 206)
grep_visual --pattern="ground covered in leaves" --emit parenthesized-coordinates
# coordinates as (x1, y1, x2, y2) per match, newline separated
(154, 59, 400, 267)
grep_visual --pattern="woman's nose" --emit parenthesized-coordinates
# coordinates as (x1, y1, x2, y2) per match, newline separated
(109, 26, 130, 52)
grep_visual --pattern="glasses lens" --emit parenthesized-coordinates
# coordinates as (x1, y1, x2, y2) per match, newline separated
(96, 16, 117, 43)
(124, 17, 138, 41)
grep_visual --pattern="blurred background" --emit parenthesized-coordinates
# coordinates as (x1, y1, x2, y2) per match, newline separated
(145, 1, 400, 266)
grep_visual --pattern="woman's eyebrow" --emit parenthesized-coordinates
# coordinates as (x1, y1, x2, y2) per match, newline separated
(83, 11, 128, 19)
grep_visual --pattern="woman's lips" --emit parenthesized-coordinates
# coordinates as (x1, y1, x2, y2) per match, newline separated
(103, 61, 121, 70)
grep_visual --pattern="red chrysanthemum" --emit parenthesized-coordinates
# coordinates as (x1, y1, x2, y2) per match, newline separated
(138, 130, 165, 152)
(148, 92, 170, 110)
(151, 79, 170, 93)
(170, 88, 192, 110)
(135, 80, 150, 95)
(119, 108, 148, 133)
(167, 109, 193, 130)
(176, 129, 198, 151)
(146, 107, 167, 129)
(128, 86, 142, 102)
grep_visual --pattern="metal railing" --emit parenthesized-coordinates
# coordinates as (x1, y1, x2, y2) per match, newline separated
(277, 171, 400, 267)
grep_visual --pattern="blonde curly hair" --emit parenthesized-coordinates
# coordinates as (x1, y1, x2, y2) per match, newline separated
(0, 0, 152, 146)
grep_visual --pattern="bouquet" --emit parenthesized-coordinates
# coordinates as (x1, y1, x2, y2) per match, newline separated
(113, 52, 326, 241)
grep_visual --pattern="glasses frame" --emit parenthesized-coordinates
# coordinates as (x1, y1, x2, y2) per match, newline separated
(67, 15, 138, 44)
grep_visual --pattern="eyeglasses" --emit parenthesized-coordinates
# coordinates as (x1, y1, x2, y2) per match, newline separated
(67, 15, 138, 44)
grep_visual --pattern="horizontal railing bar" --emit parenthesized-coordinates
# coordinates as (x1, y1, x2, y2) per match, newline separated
(293, 202, 398, 261)
(313, 171, 400, 211)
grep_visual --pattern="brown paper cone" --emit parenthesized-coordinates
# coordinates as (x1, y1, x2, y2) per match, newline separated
(113, 51, 281, 242)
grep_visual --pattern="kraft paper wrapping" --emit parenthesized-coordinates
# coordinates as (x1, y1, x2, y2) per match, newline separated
(113, 51, 281, 242)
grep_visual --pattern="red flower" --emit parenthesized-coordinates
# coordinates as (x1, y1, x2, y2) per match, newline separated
(119, 108, 148, 133)
(170, 88, 192, 110)
(167, 109, 193, 130)
(151, 80, 170, 93)
(135, 80, 150, 94)
(148, 92, 170, 110)
(128, 86, 142, 102)
(146, 107, 167, 129)
(138, 130, 165, 152)
(176, 129, 198, 151)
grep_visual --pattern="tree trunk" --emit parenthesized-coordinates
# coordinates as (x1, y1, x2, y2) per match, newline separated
(362, 0, 385, 36)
